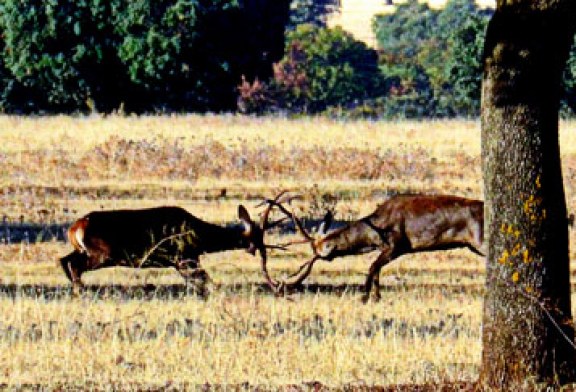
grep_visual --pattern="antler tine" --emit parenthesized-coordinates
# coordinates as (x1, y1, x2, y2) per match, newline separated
(257, 190, 314, 293)
(259, 191, 303, 230)
(259, 190, 288, 230)
(278, 255, 321, 290)
(286, 255, 319, 280)
(266, 198, 313, 242)
(265, 244, 289, 251)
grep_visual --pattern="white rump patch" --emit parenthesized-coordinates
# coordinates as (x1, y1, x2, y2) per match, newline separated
(75, 226, 88, 254)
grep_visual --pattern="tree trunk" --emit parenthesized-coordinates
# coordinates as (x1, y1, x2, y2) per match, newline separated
(481, 1, 576, 387)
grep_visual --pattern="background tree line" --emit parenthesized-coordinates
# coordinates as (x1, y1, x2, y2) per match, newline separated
(0, 0, 293, 114)
(0, 0, 574, 117)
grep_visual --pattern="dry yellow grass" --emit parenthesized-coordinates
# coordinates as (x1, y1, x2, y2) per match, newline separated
(3, 115, 576, 222)
(0, 115, 482, 154)
(1, 115, 486, 222)
(1, 115, 576, 389)
(0, 287, 485, 388)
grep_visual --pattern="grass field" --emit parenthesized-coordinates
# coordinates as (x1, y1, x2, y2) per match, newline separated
(0, 115, 575, 389)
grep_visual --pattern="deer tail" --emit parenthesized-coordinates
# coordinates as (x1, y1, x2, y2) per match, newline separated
(68, 217, 89, 254)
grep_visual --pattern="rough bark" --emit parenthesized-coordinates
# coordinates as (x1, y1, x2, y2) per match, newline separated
(481, 1, 576, 387)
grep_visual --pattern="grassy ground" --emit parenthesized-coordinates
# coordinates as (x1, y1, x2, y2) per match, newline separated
(0, 115, 575, 389)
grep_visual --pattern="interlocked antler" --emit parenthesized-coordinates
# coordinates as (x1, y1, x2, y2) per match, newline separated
(256, 191, 302, 290)
(265, 198, 313, 244)
(262, 196, 324, 290)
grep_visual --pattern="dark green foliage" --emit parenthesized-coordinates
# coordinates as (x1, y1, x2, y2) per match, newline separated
(377, 64, 435, 118)
(374, 0, 492, 118)
(445, 13, 487, 117)
(114, 0, 234, 112)
(0, 0, 126, 112)
(372, 0, 576, 118)
(115, 0, 290, 112)
(0, 0, 290, 113)
(375, 0, 439, 62)
(278, 24, 387, 113)
(562, 43, 576, 117)
(238, 24, 387, 114)
(2, 0, 575, 117)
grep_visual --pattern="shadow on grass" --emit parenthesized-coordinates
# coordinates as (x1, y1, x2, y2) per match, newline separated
(0, 381, 479, 391)
(0, 281, 485, 301)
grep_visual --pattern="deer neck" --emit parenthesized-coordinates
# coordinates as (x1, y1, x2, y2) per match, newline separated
(320, 220, 384, 257)
(317, 224, 357, 258)
(200, 223, 247, 253)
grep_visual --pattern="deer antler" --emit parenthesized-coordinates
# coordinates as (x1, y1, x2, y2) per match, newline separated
(263, 196, 313, 243)
(257, 191, 302, 291)
(261, 196, 324, 291)
(258, 190, 286, 230)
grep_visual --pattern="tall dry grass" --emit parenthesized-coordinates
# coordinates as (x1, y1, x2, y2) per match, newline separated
(2, 115, 485, 224)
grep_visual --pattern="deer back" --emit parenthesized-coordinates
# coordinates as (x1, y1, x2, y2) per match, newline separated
(69, 206, 244, 266)
(369, 195, 484, 253)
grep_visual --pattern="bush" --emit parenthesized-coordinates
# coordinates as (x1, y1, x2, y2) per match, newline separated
(238, 24, 388, 115)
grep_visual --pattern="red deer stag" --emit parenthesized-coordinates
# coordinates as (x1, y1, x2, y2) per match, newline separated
(269, 194, 485, 302)
(59, 194, 285, 296)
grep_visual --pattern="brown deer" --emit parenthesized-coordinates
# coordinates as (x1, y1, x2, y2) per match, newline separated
(59, 194, 285, 296)
(269, 194, 485, 302)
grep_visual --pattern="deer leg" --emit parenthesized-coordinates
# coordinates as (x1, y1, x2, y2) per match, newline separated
(362, 247, 397, 303)
(372, 272, 381, 299)
(176, 259, 213, 298)
(59, 252, 76, 282)
(59, 251, 88, 295)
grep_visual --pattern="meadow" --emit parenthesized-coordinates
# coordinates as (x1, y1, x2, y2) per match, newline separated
(0, 115, 575, 389)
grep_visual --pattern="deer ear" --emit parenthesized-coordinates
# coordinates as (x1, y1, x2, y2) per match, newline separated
(238, 205, 252, 231)
(318, 211, 333, 235)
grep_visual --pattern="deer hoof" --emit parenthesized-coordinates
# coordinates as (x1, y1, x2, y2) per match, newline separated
(361, 293, 381, 304)
(274, 281, 286, 296)
(71, 283, 85, 297)
(188, 285, 209, 300)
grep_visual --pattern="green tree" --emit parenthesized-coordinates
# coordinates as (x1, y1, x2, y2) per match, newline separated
(287, 0, 340, 29)
(445, 12, 488, 116)
(375, 0, 438, 63)
(116, 0, 289, 111)
(272, 24, 387, 113)
(562, 41, 576, 116)
(114, 0, 205, 111)
(0, 0, 126, 112)
(378, 63, 434, 118)
(374, 0, 492, 117)
(0, 0, 291, 113)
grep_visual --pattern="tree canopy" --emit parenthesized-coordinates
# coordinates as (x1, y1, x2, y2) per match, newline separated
(0, 0, 291, 113)
(1, 0, 576, 117)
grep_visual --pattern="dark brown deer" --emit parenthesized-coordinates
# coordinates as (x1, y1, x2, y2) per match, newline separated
(59, 195, 285, 296)
(269, 194, 485, 302)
